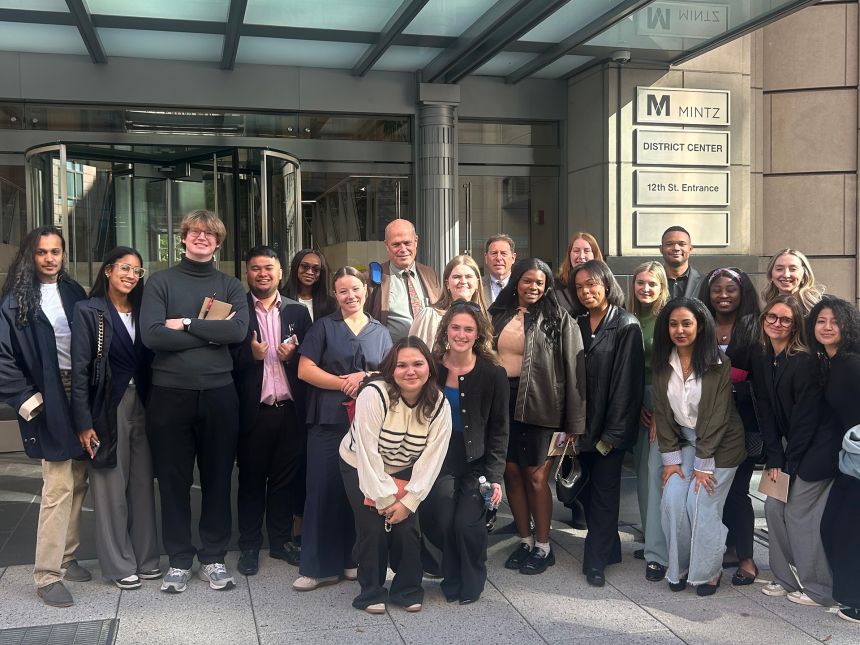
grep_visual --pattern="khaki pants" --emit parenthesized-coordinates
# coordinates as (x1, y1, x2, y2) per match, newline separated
(33, 459, 88, 587)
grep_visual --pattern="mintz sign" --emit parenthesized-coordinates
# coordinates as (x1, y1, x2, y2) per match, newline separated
(636, 87, 730, 126)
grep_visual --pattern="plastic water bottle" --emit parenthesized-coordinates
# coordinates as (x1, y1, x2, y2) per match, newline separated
(478, 476, 498, 533)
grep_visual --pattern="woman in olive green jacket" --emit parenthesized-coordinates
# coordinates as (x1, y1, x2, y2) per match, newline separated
(652, 298, 745, 597)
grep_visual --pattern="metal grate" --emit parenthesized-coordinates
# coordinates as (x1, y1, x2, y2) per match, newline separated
(0, 619, 116, 645)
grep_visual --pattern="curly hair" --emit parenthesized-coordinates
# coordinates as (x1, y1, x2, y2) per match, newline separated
(432, 300, 500, 365)
(629, 261, 669, 317)
(762, 249, 824, 315)
(760, 294, 808, 357)
(557, 232, 604, 287)
(1, 226, 67, 327)
(366, 336, 442, 423)
(652, 297, 721, 378)
(806, 295, 860, 358)
(490, 257, 562, 346)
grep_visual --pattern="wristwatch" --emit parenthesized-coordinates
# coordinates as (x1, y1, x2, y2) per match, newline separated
(182, 317, 192, 332)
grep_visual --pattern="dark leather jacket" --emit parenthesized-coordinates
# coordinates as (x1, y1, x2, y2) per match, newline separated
(492, 303, 586, 435)
(436, 356, 509, 483)
(577, 305, 644, 452)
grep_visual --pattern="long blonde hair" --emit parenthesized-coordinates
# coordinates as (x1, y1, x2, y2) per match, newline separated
(432, 255, 488, 318)
(628, 261, 669, 317)
(762, 249, 823, 314)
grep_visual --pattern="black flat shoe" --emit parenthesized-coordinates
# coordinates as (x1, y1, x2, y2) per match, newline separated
(633, 549, 645, 560)
(697, 572, 722, 597)
(585, 569, 605, 587)
(668, 576, 687, 592)
(270, 541, 301, 566)
(459, 597, 478, 605)
(237, 549, 259, 576)
(445, 594, 459, 603)
(504, 544, 532, 570)
(645, 562, 666, 582)
(731, 564, 758, 586)
(519, 549, 555, 575)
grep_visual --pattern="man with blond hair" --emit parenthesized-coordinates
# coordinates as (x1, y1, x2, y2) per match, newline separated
(141, 209, 249, 593)
(366, 218, 441, 342)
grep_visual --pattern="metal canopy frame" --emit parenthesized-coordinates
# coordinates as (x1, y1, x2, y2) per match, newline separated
(0, 0, 824, 82)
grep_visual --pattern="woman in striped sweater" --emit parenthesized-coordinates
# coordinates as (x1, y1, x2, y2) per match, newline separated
(339, 336, 452, 615)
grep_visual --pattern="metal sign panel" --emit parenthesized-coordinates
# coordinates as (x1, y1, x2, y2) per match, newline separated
(634, 129, 730, 166)
(634, 210, 730, 247)
(634, 169, 730, 206)
(637, 2, 730, 40)
(636, 87, 730, 126)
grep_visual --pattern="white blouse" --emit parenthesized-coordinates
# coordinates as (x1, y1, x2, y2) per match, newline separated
(667, 348, 703, 429)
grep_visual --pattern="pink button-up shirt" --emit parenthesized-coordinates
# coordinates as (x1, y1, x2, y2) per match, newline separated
(253, 293, 292, 405)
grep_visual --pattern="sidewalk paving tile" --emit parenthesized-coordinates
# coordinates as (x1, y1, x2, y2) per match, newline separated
(259, 624, 405, 645)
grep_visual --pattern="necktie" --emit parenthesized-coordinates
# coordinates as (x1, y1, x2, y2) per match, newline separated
(402, 270, 422, 317)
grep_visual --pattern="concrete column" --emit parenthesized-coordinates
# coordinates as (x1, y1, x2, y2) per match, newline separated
(417, 83, 460, 276)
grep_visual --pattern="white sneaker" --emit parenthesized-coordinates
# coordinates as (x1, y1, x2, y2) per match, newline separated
(292, 575, 339, 591)
(114, 574, 141, 590)
(787, 591, 821, 606)
(160, 567, 191, 594)
(198, 563, 235, 591)
(762, 582, 788, 597)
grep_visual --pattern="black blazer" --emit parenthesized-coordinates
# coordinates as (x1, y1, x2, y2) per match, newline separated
(232, 292, 312, 434)
(436, 356, 509, 484)
(752, 346, 840, 481)
(577, 305, 644, 451)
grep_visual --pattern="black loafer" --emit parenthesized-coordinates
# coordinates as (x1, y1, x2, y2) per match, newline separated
(668, 576, 687, 592)
(585, 568, 605, 587)
(270, 541, 301, 566)
(237, 549, 259, 576)
(731, 564, 758, 586)
(696, 573, 722, 597)
(645, 561, 667, 582)
(633, 549, 645, 561)
(504, 544, 533, 570)
(519, 548, 555, 575)
(459, 597, 478, 605)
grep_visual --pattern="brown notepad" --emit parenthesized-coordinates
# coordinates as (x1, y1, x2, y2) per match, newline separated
(197, 297, 233, 320)
(757, 470, 790, 503)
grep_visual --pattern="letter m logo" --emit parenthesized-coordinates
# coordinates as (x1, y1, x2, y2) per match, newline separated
(647, 8, 670, 30)
(647, 94, 670, 117)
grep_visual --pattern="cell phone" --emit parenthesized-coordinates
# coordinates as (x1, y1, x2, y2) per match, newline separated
(90, 438, 101, 457)
(282, 334, 299, 346)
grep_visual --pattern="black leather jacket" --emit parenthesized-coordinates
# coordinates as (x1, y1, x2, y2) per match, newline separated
(577, 305, 644, 452)
(492, 303, 586, 436)
(436, 356, 509, 483)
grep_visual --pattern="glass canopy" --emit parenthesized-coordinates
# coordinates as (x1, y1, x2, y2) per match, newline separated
(0, 0, 818, 81)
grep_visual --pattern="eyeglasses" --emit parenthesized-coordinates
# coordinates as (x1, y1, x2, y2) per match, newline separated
(110, 263, 146, 278)
(764, 313, 793, 327)
(187, 228, 216, 240)
(298, 262, 321, 274)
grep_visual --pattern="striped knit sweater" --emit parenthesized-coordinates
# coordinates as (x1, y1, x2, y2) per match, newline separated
(339, 381, 451, 512)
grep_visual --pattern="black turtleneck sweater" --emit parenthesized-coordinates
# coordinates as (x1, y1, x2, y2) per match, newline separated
(140, 256, 248, 390)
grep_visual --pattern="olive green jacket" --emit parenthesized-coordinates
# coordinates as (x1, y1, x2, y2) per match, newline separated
(652, 352, 746, 469)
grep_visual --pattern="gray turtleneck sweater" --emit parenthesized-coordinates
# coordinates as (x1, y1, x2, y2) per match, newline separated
(140, 256, 249, 390)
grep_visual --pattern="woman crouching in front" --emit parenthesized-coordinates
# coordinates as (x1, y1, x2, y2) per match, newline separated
(339, 337, 451, 615)
(651, 297, 746, 596)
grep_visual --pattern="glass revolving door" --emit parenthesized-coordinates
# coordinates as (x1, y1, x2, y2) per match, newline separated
(24, 143, 301, 290)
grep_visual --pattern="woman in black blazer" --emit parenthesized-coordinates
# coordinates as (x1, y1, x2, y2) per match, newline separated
(754, 294, 839, 607)
(571, 260, 644, 588)
(808, 296, 860, 624)
(420, 300, 509, 604)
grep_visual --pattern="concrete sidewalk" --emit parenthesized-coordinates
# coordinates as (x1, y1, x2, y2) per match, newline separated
(0, 454, 854, 644)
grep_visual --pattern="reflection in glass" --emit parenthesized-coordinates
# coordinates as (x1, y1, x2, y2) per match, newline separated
(459, 121, 558, 146)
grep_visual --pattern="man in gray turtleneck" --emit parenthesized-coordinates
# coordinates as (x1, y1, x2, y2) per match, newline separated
(140, 209, 248, 594)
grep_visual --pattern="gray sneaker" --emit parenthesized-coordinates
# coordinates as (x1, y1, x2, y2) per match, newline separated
(37, 581, 73, 607)
(160, 567, 192, 594)
(198, 562, 235, 590)
(61, 560, 92, 582)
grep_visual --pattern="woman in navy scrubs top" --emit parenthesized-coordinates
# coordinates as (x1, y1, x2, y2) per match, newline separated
(293, 266, 392, 591)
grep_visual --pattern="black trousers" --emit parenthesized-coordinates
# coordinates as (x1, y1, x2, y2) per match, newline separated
(821, 472, 860, 607)
(722, 456, 756, 561)
(146, 384, 239, 569)
(420, 473, 488, 601)
(299, 424, 355, 578)
(340, 460, 423, 609)
(577, 448, 626, 573)
(237, 401, 305, 550)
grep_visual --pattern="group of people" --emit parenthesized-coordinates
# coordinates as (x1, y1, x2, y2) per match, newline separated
(0, 213, 856, 626)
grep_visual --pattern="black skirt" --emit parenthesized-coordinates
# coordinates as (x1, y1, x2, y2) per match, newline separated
(506, 378, 555, 467)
